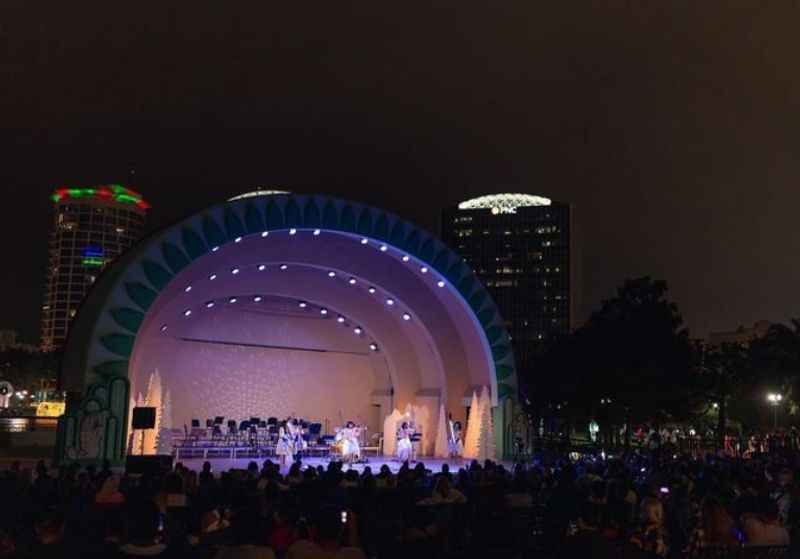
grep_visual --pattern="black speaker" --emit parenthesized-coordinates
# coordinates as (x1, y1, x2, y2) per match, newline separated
(132, 407, 156, 429)
(126, 455, 173, 475)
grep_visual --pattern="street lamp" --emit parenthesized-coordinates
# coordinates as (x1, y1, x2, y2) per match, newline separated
(767, 393, 783, 430)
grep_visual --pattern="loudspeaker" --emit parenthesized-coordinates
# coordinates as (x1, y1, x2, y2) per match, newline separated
(132, 407, 156, 429)
(126, 455, 173, 475)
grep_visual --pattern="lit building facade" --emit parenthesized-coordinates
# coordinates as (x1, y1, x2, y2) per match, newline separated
(441, 193, 578, 385)
(40, 186, 149, 351)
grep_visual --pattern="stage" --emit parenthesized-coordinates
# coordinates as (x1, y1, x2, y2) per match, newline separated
(172, 454, 504, 475)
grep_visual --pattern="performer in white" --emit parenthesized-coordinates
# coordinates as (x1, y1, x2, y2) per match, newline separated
(396, 421, 414, 463)
(275, 426, 291, 468)
(339, 421, 363, 464)
(448, 416, 464, 460)
(286, 417, 307, 460)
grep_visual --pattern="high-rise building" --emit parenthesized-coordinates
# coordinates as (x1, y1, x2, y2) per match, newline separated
(441, 193, 578, 386)
(40, 185, 150, 351)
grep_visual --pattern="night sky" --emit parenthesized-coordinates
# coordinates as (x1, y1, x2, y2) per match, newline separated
(2, 3, 799, 344)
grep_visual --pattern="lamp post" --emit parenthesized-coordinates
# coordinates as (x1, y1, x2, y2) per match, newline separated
(767, 393, 783, 431)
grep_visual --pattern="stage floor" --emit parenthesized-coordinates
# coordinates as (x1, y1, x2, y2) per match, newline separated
(174, 454, 502, 475)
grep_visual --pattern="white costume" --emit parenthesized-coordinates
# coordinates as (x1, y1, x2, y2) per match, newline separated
(336, 425, 362, 462)
(275, 428, 291, 457)
(397, 426, 413, 462)
(287, 420, 307, 456)
(448, 420, 464, 457)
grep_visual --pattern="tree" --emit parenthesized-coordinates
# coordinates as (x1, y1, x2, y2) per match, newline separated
(692, 342, 754, 447)
(532, 277, 694, 447)
(751, 319, 800, 411)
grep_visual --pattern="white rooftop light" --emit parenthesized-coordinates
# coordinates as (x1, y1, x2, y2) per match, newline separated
(289, 228, 297, 235)
(313, 229, 321, 236)
(458, 193, 552, 214)
(234, 236, 242, 243)
(228, 189, 290, 201)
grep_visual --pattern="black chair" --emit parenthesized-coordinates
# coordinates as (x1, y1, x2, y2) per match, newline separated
(267, 417, 277, 426)
(250, 417, 261, 425)
(259, 421, 267, 428)
(214, 416, 224, 425)
(206, 419, 213, 428)
(191, 419, 200, 428)
(309, 423, 322, 436)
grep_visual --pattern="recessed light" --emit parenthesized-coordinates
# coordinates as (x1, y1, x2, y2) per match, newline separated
(402, 313, 411, 321)
(379, 245, 387, 252)
(234, 236, 242, 243)
(212, 246, 219, 252)
(261, 231, 269, 238)
(348, 278, 357, 285)
(320, 308, 328, 315)
(437, 280, 445, 287)
(360, 238, 368, 244)
(160, 325, 168, 332)
(354, 327, 363, 335)
(254, 296, 262, 302)
(183, 309, 192, 317)
(231, 268, 240, 275)
(337, 316, 345, 323)
(258, 264, 266, 271)
(229, 297, 237, 303)
(328, 271, 336, 278)
(280, 264, 288, 270)
(185, 285, 192, 292)
(289, 228, 297, 235)
(209, 274, 217, 281)
(298, 301, 307, 308)
(313, 229, 321, 236)
(369, 343, 378, 351)
(402, 255, 410, 262)
(206, 301, 215, 308)
(368, 287, 376, 294)
(386, 298, 394, 306)
(420, 267, 428, 273)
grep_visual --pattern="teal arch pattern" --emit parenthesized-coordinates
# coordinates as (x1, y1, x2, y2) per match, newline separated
(57, 194, 517, 465)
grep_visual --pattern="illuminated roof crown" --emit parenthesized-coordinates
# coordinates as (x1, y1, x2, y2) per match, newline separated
(458, 193, 551, 214)
(229, 189, 290, 201)
(51, 184, 150, 210)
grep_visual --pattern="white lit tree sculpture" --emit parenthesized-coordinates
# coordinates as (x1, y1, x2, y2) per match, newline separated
(434, 402, 449, 458)
(463, 390, 481, 459)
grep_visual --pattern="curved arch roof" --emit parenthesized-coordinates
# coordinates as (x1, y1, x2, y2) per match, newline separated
(63, 194, 517, 405)
(228, 189, 290, 201)
(458, 193, 551, 214)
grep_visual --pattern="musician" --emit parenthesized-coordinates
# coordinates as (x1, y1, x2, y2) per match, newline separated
(396, 421, 414, 463)
(275, 426, 291, 467)
(448, 416, 464, 460)
(339, 421, 363, 464)
(285, 416, 307, 461)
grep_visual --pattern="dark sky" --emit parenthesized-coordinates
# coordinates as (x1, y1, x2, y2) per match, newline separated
(2, 2, 799, 343)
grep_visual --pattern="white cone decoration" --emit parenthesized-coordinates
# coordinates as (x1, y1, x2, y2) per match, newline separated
(127, 396, 135, 452)
(132, 392, 145, 454)
(463, 390, 481, 459)
(156, 389, 173, 455)
(476, 386, 496, 461)
(143, 370, 163, 454)
(434, 402, 449, 458)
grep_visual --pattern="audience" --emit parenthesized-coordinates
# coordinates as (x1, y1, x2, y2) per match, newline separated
(0, 451, 796, 558)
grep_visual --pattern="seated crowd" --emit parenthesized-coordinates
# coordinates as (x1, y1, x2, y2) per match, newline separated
(0, 450, 797, 558)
